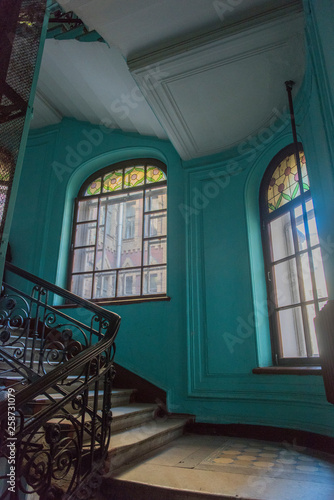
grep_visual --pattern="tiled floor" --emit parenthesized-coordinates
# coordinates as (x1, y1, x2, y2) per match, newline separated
(110, 433, 334, 499)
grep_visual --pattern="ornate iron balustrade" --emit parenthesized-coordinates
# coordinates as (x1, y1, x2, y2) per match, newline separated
(0, 263, 121, 499)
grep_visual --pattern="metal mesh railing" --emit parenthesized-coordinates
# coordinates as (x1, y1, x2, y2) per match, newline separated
(0, 0, 46, 238)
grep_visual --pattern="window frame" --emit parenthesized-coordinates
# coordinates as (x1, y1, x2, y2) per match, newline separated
(260, 144, 327, 366)
(68, 158, 167, 303)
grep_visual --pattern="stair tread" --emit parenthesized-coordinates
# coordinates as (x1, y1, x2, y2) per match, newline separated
(111, 403, 156, 419)
(109, 418, 187, 452)
(33, 388, 134, 402)
(45, 403, 157, 427)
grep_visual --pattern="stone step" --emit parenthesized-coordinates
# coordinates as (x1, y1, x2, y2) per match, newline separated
(23, 388, 136, 415)
(100, 479, 250, 500)
(110, 403, 157, 434)
(105, 418, 187, 473)
(45, 403, 159, 446)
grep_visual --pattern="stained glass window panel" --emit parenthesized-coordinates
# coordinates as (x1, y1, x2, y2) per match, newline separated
(267, 152, 307, 212)
(103, 170, 123, 192)
(146, 166, 166, 184)
(300, 153, 310, 191)
(84, 178, 101, 196)
(72, 160, 167, 301)
(124, 166, 145, 188)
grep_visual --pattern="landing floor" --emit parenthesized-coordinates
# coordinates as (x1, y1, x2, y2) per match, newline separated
(109, 433, 334, 499)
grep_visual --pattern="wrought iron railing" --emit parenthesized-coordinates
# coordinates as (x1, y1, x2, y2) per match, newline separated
(0, 262, 121, 499)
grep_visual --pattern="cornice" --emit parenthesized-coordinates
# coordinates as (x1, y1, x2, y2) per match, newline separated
(128, 1, 304, 71)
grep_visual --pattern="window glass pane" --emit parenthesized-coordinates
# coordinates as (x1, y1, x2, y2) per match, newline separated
(279, 307, 306, 358)
(274, 258, 300, 307)
(124, 166, 145, 188)
(294, 205, 307, 251)
(144, 212, 167, 238)
(117, 269, 141, 297)
(145, 186, 167, 212)
(270, 212, 294, 262)
(305, 304, 319, 356)
(300, 253, 313, 301)
(84, 177, 101, 196)
(300, 153, 310, 192)
(144, 238, 167, 266)
(103, 170, 123, 192)
(77, 199, 98, 222)
(73, 248, 94, 273)
(93, 272, 116, 299)
(124, 203, 136, 239)
(71, 274, 92, 299)
(267, 152, 305, 212)
(319, 300, 328, 311)
(306, 200, 319, 246)
(312, 248, 328, 299)
(72, 162, 167, 300)
(143, 266, 166, 294)
(95, 193, 143, 270)
(146, 166, 166, 184)
(75, 222, 96, 247)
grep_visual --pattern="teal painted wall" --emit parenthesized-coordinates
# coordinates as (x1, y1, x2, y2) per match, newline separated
(9, 1, 334, 437)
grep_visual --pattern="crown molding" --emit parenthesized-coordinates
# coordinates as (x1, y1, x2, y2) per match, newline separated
(128, 1, 304, 71)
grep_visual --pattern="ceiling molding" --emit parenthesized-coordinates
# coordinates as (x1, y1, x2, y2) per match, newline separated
(130, 12, 305, 160)
(35, 89, 63, 120)
(127, 1, 303, 71)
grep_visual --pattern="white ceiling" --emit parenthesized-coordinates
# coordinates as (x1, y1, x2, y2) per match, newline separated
(31, 0, 306, 161)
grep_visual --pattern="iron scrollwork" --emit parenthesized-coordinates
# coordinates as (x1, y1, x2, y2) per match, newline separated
(0, 263, 121, 499)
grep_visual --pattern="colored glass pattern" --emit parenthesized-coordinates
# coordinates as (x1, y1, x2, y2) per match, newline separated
(84, 177, 101, 196)
(146, 166, 166, 183)
(84, 165, 166, 197)
(103, 170, 123, 192)
(124, 166, 145, 188)
(267, 152, 309, 213)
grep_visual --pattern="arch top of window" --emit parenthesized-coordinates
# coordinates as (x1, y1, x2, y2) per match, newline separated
(79, 159, 167, 198)
(265, 148, 310, 214)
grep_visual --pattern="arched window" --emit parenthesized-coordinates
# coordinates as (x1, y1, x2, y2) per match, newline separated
(260, 144, 327, 365)
(69, 159, 167, 301)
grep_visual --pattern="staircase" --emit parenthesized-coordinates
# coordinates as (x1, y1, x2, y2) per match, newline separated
(0, 263, 190, 500)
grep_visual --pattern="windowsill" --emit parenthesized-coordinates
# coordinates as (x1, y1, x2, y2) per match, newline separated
(54, 295, 171, 309)
(253, 366, 322, 375)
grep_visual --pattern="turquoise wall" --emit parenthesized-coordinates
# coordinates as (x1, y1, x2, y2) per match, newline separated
(9, 0, 334, 437)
